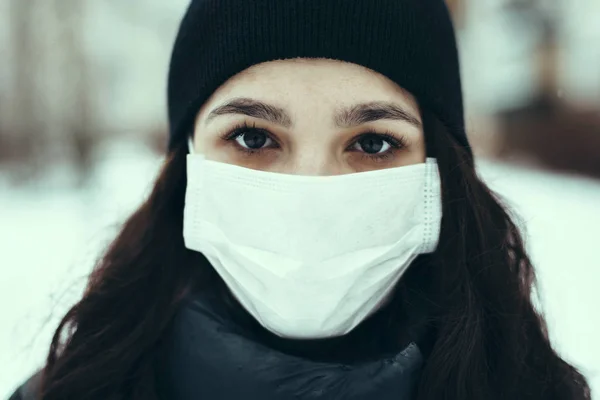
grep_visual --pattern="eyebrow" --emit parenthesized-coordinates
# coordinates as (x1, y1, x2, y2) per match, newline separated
(207, 98, 293, 128)
(335, 101, 422, 128)
(206, 97, 421, 129)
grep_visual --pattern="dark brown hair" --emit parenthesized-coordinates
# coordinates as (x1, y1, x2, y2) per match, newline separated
(39, 111, 590, 400)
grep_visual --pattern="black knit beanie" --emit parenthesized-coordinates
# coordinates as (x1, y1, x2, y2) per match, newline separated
(167, 0, 468, 152)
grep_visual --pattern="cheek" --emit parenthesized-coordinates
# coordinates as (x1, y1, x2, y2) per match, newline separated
(193, 131, 227, 160)
(348, 153, 422, 173)
(409, 137, 427, 163)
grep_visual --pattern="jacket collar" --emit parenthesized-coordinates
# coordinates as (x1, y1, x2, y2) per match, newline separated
(157, 290, 424, 400)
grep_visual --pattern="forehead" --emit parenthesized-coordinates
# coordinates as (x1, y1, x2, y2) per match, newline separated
(199, 58, 420, 116)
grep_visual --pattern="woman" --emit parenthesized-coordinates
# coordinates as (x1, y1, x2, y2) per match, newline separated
(10, 0, 591, 399)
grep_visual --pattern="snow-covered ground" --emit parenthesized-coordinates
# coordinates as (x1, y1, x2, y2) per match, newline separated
(478, 159, 600, 399)
(0, 144, 599, 398)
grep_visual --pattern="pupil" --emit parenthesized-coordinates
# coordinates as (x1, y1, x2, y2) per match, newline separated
(243, 131, 267, 149)
(360, 136, 383, 154)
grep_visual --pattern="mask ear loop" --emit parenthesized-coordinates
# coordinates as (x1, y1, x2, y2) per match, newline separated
(188, 135, 195, 154)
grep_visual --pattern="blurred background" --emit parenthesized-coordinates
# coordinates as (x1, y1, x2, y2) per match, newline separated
(0, 0, 599, 397)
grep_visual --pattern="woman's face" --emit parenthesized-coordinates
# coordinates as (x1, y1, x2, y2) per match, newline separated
(192, 58, 425, 175)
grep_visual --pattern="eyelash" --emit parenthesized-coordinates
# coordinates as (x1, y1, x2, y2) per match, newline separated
(218, 121, 409, 163)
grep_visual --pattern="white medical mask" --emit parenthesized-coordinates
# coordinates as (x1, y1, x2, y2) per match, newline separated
(183, 145, 442, 339)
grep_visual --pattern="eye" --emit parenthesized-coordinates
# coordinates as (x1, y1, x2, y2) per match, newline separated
(219, 123, 408, 163)
(234, 129, 274, 150)
(346, 132, 408, 164)
(219, 122, 279, 153)
(351, 134, 391, 154)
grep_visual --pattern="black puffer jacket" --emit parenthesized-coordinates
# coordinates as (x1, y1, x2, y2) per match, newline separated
(9, 289, 432, 400)
(9, 370, 41, 400)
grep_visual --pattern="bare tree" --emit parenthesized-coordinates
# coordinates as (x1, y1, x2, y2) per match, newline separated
(503, 0, 561, 105)
(6, 0, 41, 177)
(55, 0, 94, 186)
